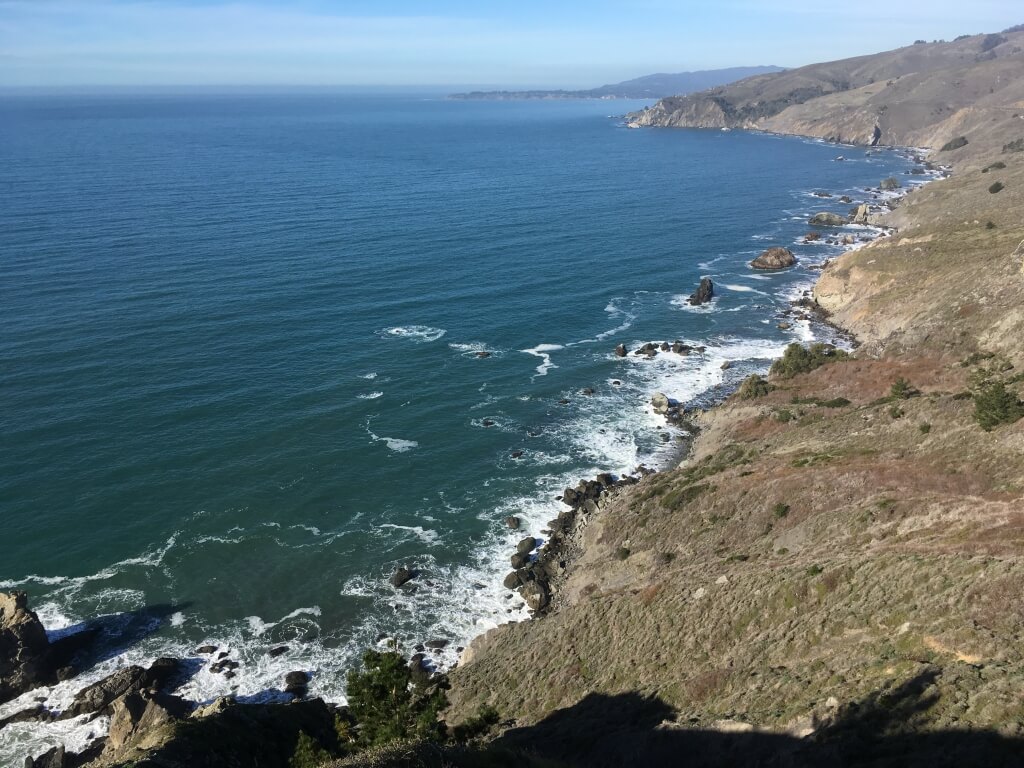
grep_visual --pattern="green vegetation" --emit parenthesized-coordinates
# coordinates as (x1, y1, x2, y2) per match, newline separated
(989, 181, 1005, 194)
(290, 732, 333, 768)
(737, 374, 774, 399)
(1003, 138, 1024, 153)
(774, 408, 794, 422)
(890, 377, 916, 399)
(888, 404, 904, 419)
(615, 547, 631, 561)
(919, 423, 932, 434)
(661, 482, 714, 511)
(806, 565, 824, 577)
(987, 221, 997, 229)
(346, 650, 449, 749)
(772, 503, 790, 519)
(769, 343, 850, 379)
(973, 381, 1024, 431)
(940, 136, 968, 151)
(982, 161, 1006, 173)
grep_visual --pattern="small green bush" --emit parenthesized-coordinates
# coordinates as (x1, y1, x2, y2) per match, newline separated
(769, 343, 850, 379)
(772, 503, 790, 518)
(615, 547, 631, 561)
(941, 136, 968, 152)
(919, 423, 932, 434)
(1003, 138, 1024, 153)
(973, 381, 1024, 431)
(888, 404, 904, 419)
(737, 374, 774, 399)
(890, 377, 916, 399)
(989, 181, 1005, 194)
(986, 221, 997, 229)
(806, 565, 824, 577)
(982, 161, 1006, 173)
(820, 397, 851, 408)
(774, 408, 794, 422)
(452, 705, 501, 743)
(290, 732, 333, 768)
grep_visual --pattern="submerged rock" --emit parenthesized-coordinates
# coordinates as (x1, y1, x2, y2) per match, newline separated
(389, 566, 417, 588)
(614, 343, 628, 357)
(751, 247, 797, 270)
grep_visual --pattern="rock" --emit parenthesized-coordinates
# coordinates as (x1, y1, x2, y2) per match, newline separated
(651, 392, 671, 414)
(809, 212, 848, 227)
(750, 247, 797, 270)
(107, 691, 190, 753)
(521, 581, 550, 612)
(511, 553, 528, 570)
(516, 537, 538, 555)
(481, 419, 495, 427)
(475, 350, 491, 358)
(880, 176, 901, 191)
(503, 572, 522, 590)
(0, 591, 53, 704)
(721, 361, 732, 370)
(268, 646, 289, 658)
(284, 671, 309, 697)
(614, 343, 628, 357)
(505, 516, 520, 530)
(558, 398, 570, 405)
(778, 322, 792, 330)
(424, 639, 448, 649)
(389, 566, 416, 588)
(671, 342, 691, 355)
(853, 203, 870, 224)
(510, 451, 523, 459)
(838, 195, 853, 203)
(25, 745, 66, 768)
(812, 191, 832, 198)
(195, 645, 218, 655)
(687, 277, 714, 305)
(408, 654, 431, 686)
(804, 231, 821, 242)
(595, 472, 615, 487)
(581, 387, 594, 396)
(62, 658, 181, 719)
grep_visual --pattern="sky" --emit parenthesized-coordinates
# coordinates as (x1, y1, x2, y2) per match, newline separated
(0, 0, 1021, 88)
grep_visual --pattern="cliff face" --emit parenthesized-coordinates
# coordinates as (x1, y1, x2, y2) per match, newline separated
(447, 31, 1024, 754)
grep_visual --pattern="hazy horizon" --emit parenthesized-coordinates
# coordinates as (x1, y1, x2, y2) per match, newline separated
(1, 0, 1020, 88)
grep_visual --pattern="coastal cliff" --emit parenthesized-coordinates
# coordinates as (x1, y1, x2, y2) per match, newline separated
(439, 28, 1024, 767)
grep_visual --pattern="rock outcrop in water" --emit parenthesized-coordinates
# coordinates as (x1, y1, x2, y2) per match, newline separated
(687, 277, 715, 305)
(750, 246, 797, 270)
(0, 591, 52, 704)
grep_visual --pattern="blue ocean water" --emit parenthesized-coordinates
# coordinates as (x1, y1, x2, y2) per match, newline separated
(0, 92, 918, 759)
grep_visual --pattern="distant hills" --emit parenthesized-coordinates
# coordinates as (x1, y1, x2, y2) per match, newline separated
(627, 28, 1024, 149)
(448, 66, 784, 100)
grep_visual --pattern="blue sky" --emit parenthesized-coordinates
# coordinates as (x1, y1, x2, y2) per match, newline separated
(1, 1, 1020, 87)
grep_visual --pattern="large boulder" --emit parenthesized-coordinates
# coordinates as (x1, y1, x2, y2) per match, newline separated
(809, 212, 848, 227)
(61, 657, 183, 719)
(650, 393, 671, 414)
(389, 566, 416, 588)
(750, 247, 797, 270)
(687, 277, 714, 305)
(106, 691, 191, 753)
(0, 591, 53, 704)
(520, 581, 550, 612)
(880, 176, 901, 191)
(852, 203, 870, 224)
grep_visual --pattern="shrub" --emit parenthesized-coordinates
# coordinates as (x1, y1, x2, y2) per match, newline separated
(973, 381, 1024, 431)
(987, 221, 997, 229)
(451, 705, 500, 743)
(989, 181, 1004, 194)
(346, 650, 449, 749)
(769, 343, 850, 379)
(890, 377, 915, 399)
(615, 547, 631, 560)
(888, 404, 904, 419)
(1003, 138, 1024, 153)
(879, 177, 901, 191)
(981, 33, 1007, 52)
(919, 423, 932, 434)
(774, 408, 794, 422)
(940, 136, 968, 151)
(737, 374, 774, 399)
(820, 397, 851, 408)
(982, 161, 1007, 173)
(290, 732, 333, 768)
(772, 502, 790, 518)
(806, 564, 824, 576)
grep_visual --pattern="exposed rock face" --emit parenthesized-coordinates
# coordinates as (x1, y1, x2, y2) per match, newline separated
(62, 657, 182, 719)
(106, 691, 191, 753)
(0, 591, 53, 704)
(650, 393, 671, 414)
(853, 203, 871, 224)
(614, 343, 628, 357)
(809, 212, 849, 227)
(688, 277, 715, 305)
(389, 566, 416, 588)
(750, 247, 797, 270)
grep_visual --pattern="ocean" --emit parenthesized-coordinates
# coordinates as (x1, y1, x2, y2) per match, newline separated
(0, 92, 920, 761)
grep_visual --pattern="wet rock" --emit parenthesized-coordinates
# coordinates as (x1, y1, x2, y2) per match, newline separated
(880, 176, 901, 191)
(721, 361, 732, 370)
(25, 745, 67, 768)
(558, 398, 570, 405)
(389, 566, 417, 588)
(562, 488, 581, 507)
(475, 350, 491, 358)
(408, 654, 431, 686)
(671, 342, 691, 355)
(517, 537, 538, 555)
(425, 639, 449, 649)
(510, 451, 523, 459)
(195, 645, 218, 655)
(284, 670, 309, 697)
(581, 387, 594, 396)
(482, 419, 495, 427)
(503, 572, 522, 590)
(511, 553, 529, 570)
(505, 516, 521, 530)
(751, 247, 797, 270)
(595, 472, 615, 487)
(614, 343, 628, 357)
(838, 195, 853, 203)
(808, 212, 848, 227)
(268, 645, 289, 658)
(804, 231, 821, 242)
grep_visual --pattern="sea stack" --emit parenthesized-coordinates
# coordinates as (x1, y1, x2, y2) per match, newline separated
(750, 247, 797, 270)
(687, 277, 714, 305)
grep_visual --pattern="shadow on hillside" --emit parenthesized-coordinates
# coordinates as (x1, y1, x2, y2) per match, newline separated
(492, 669, 1024, 768)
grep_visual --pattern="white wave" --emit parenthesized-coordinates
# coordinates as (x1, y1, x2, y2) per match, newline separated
(521, 344, 563, 378)
(169, 612, 186, 627)
(379, 524, 441, 546)
(380, 325, 446, 343)
(670, 294, 718, 313)
(359, 372, 377, 380)
(719, 283, 770, 296)
(368, 432, 418, 452)
(357, 391, 384, 400)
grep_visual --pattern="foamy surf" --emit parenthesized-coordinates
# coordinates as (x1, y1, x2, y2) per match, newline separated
(521, 344, 564, 378)
(380, 325, 446, 343)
